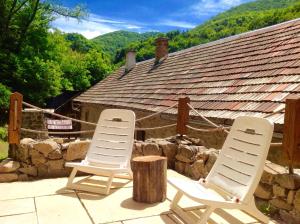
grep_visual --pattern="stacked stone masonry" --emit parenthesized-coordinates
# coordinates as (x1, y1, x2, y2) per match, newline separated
(1, 136, 300, 222)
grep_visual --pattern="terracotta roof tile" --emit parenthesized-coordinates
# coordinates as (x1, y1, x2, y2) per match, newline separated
(75, 19, 300, 124)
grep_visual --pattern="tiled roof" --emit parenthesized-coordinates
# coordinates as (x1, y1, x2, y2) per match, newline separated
(75, 19, 300, 124)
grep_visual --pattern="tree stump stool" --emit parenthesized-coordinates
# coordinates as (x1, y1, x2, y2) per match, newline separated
(132, 156, 167, 203)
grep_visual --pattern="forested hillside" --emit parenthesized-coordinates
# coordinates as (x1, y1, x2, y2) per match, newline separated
(0, 1, 113, 124)
(92, 31, 159, 57)
(114, 0, 300, 64)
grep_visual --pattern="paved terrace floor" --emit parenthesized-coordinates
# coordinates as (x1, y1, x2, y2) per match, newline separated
(0, 170, 278, 224)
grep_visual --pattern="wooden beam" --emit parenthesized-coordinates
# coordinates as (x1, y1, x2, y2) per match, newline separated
(282, 98, 300, 169)
(176, 97, 190, 136)
(8, 92, 23, 144)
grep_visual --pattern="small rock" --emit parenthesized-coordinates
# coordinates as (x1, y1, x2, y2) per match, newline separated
(132, 142, 143, 155)
(37, 165, 48, 177)
(47, 168, 70, 177)
(0, 173, 18, 182)
(175, 161, 187, 174)
(260, 162, 287, 185)
(204, 151, 218, 175)
(175, 144, 198, 163)
(18, 174, 29, 181)
(288, 190, 296, 205)
(30, 149, 47, 166)
(275, 174, 300, 190)
(33, 140, 60, 157)
(273, 184, 288, 198)
(46, 159, 64, 170)
(270, 198, 293, 211)
(61, 142, 70, 150)
(294, 189, 300, 212)
(189, 160, 205, 180)
(65, 140, 90, 161)
(143, 143, 162, 156)
(0, 159, 20, 173)
(51, 138, 64, 144)
(280, 209, 300, 224)
(19, 166, 38, 177)
(48, 148, 63, 160)
(159, 140, 177, 168)
(255, 183, 273, 200)
(16, 138, 35, 162)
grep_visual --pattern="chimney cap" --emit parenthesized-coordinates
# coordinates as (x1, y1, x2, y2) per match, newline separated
(155, 37, 169, 43)
(126, 49, 136, 53)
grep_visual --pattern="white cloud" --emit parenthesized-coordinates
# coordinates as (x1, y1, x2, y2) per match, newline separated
(190, 0, 245, 17)
(159, 20, 196, 29)
(51, 14, 143, 39)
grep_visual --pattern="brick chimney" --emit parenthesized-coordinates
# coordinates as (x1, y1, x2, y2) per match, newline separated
(125, 50, 136, 72)
(155, 37, 168, 63)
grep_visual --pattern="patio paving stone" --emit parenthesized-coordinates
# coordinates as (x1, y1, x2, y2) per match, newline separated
(0, 212, 37, 224)
(35, 193, 92, 224)
(122, 214, 176, 224)
(0, 198, 35, 217)
(78, 187, 171, 224)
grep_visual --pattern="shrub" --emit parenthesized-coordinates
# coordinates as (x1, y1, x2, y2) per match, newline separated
(0, 126, 7, 142)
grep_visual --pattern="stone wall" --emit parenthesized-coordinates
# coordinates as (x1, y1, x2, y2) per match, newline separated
(3, 138, 91, 181)
(1, 136, 300, 222)
(21, 109, 48, 139)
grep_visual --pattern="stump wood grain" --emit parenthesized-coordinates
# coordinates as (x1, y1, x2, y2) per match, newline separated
(132, 156, 167, 203)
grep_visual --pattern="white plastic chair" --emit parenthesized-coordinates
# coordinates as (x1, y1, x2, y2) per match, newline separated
(66, 109, 135, 195)
(168, 116, 274, 224)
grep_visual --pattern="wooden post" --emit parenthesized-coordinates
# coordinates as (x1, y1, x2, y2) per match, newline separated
(176, 97, 190, 136)
(8, 92, 23, 145)
(282, 98, 300, 174)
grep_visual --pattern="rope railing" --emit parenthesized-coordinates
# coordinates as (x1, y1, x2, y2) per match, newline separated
(135, 102, 178, 122)
(186, 125, 229, 133)
(23, 101, 178, 126)
(187, 103, 230, 134)
(135, 123, 176, 131)
(23, 101, 97, 126)
(21, 100, 284, 145)
(21, 128, 95, 135)
(22, 100, 179, 134)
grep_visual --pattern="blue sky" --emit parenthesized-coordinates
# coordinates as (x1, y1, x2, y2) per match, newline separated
(52, 0, 253, 39)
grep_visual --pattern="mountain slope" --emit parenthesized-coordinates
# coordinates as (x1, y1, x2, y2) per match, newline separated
(216, 0, 300, 18)
(92, 30, 159, 56)
(114, 0, 300, 64)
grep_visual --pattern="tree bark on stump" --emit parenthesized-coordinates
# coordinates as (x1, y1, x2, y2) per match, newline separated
(132, 156, 167, 203)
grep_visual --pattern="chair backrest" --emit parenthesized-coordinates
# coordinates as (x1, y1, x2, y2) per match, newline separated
(85, 109, 135, 168)
(206, 116, 274, 202)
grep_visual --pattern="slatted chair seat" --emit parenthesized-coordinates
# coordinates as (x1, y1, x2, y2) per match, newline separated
(168, 116, 274, 224)
(65, 109, 135, 195)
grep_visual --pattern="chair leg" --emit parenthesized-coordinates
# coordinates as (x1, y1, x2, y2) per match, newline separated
(196, 206, 215, 224)
(171, 191, 183, 209)
(245, 197, 269, 224)
(129, 170, 133, 179)
(67, 168, 78, 189)
(104, 173, 114, 195)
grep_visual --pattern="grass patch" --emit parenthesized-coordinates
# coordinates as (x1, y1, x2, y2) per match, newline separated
(0, 141, 8, 161)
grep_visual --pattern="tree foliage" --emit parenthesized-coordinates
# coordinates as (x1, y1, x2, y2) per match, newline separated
(92, 30, 160, 57)
(0, 0, 113, 111)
